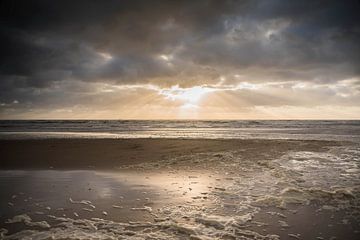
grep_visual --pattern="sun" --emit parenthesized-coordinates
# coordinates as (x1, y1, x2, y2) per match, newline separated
(159, 85, 214, 107)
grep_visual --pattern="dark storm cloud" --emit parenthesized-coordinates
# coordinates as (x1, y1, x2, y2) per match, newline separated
(1, 0, 359, 83)
(0, 0, 359, 116)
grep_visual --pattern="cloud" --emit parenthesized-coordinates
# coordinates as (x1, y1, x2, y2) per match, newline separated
(0, 0, 359, 118)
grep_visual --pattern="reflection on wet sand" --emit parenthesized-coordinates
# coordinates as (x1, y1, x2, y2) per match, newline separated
(1, 142, 360, 239)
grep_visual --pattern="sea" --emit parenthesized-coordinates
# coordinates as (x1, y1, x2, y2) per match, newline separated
(0, 120, 360, 141)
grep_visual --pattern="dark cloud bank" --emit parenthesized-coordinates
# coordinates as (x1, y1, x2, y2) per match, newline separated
(0, 0, 359, 118)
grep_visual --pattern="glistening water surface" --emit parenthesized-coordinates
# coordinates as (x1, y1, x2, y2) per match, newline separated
(1, 120, 360, 141)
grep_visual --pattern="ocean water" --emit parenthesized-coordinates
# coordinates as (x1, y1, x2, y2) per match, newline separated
(0, 120, 360, 141)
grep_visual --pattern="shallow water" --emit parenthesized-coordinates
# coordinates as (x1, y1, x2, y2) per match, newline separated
(1, 143, 359, 239)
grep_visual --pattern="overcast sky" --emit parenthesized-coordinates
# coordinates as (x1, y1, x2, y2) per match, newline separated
(0, 0, 359, 119)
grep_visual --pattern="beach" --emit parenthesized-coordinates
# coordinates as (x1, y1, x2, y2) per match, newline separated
(1, 136, 359, 239)
(2, 0, 360, 238)
(0, 138, 339, 169)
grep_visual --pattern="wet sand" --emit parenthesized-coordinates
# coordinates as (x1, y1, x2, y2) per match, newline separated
(0, 138, 339, 169)
(0, 139, 359, 239)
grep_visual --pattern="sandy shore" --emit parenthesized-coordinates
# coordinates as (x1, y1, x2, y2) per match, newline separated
(0, 138, 340, 169)
(1, 138, 359, 239)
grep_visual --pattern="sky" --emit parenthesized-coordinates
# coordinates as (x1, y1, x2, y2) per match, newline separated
(0, 0, 359, 119)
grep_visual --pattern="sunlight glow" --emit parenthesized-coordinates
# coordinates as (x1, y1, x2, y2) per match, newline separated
(159, 54, 173, 62)
(98, 52, 113, 61)
(159, 85, 215, 107)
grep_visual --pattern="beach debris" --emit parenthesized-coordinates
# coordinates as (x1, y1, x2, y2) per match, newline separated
(214, 187, 226, 191)
(102, 211, 108, 216)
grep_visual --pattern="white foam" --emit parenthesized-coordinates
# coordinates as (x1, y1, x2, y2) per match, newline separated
(69, 197, 96, 209)
(6, 214, 50, 229)
(112, 205, 123, 209)
(130, 206, 152, 212)
(82, 208, 94, 212)
(2, 213, 279, 240)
